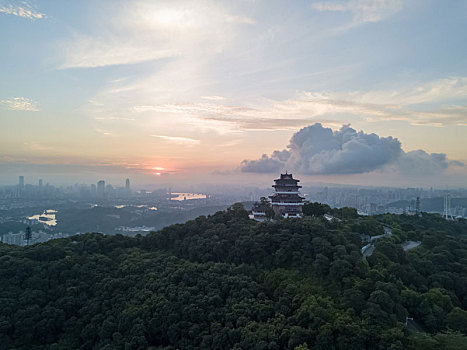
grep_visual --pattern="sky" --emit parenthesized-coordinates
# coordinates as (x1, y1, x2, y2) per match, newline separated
(1, 0, 466, 188)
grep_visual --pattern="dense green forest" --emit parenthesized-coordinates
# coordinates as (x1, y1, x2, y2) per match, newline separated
(1, 204, 467, 349)
(54, 204, 231, 234)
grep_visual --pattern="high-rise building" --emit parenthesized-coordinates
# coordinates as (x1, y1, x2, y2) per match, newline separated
(106, 184, 114, 196)
(19, 176, 24, 189)
(125, 178, 130, 191)
(269, 173, 304, 218)
(97, 180, 105, 197)
(39, 179, 43, 187)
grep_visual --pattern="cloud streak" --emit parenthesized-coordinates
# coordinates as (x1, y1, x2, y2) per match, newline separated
(1, 97, 39, 111)
(151, 135, 200, 146)
(57, 2, 253, 69)
(224, 14, 255, 25)
(313, 0, 403, 25)
(0, 1, 45, 19)
(128, 76, 467, 132)
(58, 39, 177, 69)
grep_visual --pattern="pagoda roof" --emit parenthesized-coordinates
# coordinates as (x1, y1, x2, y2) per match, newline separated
(274, 172, 300, 182)
(269, 194, 305, 200)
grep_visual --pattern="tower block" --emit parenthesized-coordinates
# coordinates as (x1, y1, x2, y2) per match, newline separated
(269, 173, 304, 218)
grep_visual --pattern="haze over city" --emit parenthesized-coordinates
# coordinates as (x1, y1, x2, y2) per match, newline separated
(4, 3, 467, 349)
(1, 0, 467, 187)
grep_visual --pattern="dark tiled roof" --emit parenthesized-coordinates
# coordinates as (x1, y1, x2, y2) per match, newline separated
(274, 173, 300, 183)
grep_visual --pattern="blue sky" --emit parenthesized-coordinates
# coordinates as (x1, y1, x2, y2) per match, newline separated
(1, 0, 466, 186)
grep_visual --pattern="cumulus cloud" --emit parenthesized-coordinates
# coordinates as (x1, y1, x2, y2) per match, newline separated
(397, 150, 464, 176)
(240, 150, 290, 174)
(240, 123, 462, 176)
(1, 97, 39, 111)
(0, 1, 45, 19)
(287, 124, 402, 174)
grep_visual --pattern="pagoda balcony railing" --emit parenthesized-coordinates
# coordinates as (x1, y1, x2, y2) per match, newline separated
(273, 183, 302, 187)
(271, 202, 304, 206)
(270, 195, 304, 200)
(283, 213, 302, 218)
(275, 191, 300, 194)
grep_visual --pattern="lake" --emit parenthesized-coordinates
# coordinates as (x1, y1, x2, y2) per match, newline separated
(28, 209, 57, 226)
(171, 193, 207, 201)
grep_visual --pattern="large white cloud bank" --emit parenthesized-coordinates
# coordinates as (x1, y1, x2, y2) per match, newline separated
(240, 123, 463, 175)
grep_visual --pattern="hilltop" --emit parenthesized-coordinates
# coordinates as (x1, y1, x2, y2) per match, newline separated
(1, 204, 467, 349)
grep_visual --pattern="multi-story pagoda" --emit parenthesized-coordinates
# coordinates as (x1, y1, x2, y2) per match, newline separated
(269, 172, 304, 218)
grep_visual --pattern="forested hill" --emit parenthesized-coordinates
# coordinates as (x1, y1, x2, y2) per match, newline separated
(1, 204, 467, 350)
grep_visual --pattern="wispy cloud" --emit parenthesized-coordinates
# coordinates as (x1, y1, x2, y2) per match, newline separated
(352, 77, 467, 105)
(202, 115, 341, 131)
(94, 116, 136, 121)
(0, 1, 45, 19)
(57, 2, 253, 69)
(224, 14, 255, 25)
(151, 135, 200, 146)
(288, 76, 467, 126)
(133, 103, 254, 116)
(23, 142, 51, 151)
(133, 102, 338, 131)
(58, 38, 177, 69)
(1, 97, 39, 111)
(95, 128, 114, 136)
(218, 139, 242, 148)
(313, 0, 403, 26)
(129, 76, 467, 130)
(201, 95, 226, 101)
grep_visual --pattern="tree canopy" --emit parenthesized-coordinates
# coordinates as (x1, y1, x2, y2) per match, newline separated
(0, 204, 466, 349)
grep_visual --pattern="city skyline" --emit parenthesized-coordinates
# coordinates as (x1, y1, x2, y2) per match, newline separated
(1, 0, 467, 186)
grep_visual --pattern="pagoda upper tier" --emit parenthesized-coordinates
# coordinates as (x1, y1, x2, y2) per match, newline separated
(272, 173, 302, 189)
(272, 173, 303, 196)
(269, 173, 304, 218)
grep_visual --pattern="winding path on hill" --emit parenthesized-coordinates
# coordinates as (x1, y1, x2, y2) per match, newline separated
(362, 226, 421, 259)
